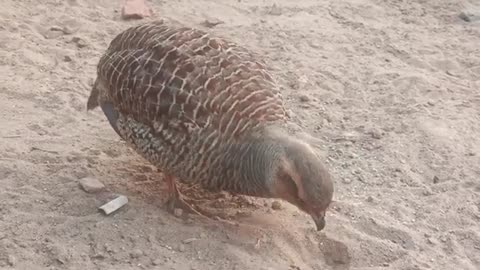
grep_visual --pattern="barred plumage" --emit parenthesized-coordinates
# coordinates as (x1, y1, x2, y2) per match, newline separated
(87, 20, 333, 231)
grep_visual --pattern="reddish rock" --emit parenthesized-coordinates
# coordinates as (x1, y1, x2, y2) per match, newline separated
(121, 0, 152, 20)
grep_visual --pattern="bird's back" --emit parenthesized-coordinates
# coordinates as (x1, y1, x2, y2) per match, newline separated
(89, 20, 288, 190)
(93, 20, 287, 140)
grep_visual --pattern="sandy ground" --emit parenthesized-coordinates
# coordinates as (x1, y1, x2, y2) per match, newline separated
(1, 0, 480, 269)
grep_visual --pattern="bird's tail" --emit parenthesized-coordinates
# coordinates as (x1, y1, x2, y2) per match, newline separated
(87, 78, 100, 111)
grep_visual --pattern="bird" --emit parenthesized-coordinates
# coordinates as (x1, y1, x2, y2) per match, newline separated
(87, 20, 334, 231)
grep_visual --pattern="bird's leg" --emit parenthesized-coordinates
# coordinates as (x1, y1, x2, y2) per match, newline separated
(164, 175, 212, 218)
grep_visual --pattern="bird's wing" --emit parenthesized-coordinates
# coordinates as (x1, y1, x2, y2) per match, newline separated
(95, 21, 287, 140)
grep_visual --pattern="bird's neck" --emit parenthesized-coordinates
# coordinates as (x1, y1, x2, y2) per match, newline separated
(208, 128, 290, 197)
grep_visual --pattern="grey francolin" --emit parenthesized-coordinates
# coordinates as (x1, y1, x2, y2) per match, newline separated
(87, 20, 333, 231)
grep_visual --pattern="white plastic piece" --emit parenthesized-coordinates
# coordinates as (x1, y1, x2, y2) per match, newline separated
(99, 195, 128, 215)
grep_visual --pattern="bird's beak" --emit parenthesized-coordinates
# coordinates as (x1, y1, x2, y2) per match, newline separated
(311, 212, 326, 231)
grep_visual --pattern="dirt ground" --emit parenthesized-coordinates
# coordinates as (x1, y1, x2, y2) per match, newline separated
(1, 0, 479, 269)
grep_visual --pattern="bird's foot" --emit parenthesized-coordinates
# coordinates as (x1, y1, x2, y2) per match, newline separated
(165, 194, 216, 220)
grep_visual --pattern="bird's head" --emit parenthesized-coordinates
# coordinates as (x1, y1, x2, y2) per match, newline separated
(267, 133, 334, 231)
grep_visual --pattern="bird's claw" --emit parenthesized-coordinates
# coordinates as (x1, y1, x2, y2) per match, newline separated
(165, 194, 215, 220)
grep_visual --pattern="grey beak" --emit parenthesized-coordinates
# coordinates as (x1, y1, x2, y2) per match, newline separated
(312, 215, 326, 231)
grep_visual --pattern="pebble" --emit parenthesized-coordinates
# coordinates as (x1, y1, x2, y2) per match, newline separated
(356, 175, 365, 182)
(7, 255, 15, 266)
(61, 19, 81, 34)
(130, 249, 143, 259)
(426, 237, 435, 245)
(422, 189, 433, 196)
(43, 29, 63, 39)
(342, 178, 352, 184)
(71, 37, 88, 48)
(178, 244, 186, 252)
(104, 244, 114, 253)
(285, 109, 295, 118)
(439, 235, 448, 243)
(92, 253, 105, 260)
(271, 201, 282, 210)
(459, 10, 480, 22)
(121, 0, 152, 20)
(298, 94, 310, 102)
(182, 238, 198, 244)
(369, 129, 383, 139)
(173, 208, 183, 217)
(200, 19, 224, 28)
(152, 258, 163, 266)
(79, 177, 105, 193)
(433, 176, 440, 184)
(63, 55, 73, 62)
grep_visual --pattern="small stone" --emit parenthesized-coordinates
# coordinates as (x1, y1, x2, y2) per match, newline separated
(285, 109, 295, 118)
(152, 258, 162, 266)
(63, 55, 73, 62)
(199, 232, 207, 239)
(298, 94, 310, 102)
(130, 249, 143, 259)
(459, 10, 480, 22)
(200, 19, 224, 28)
(426, 237, 435, 245)
(439, 235, 448, 243)
(104, 244, 114, 253)
(182, 238, 198, 244)
(71, 37, 88, 48)
(433, 176, 440, 184)
(342, 178, 352, 184)
(79, 177, 105, 193)
(121, 0, 152, 20)
(92, 253, 105, 260)
(43, 29, 63, 39)
(61, 19, 81, 34)
(366, 196, 374, 203)
(7, 255, 16, 266)
(50, 25, 63, 32)
(178, 244, 186, 252)
(369, 129, 383, 139)
(356, 175, 365, 182)
(173, 208, 183, 217)
(271, 201, 282, 210)
(422, 189, 433, 196)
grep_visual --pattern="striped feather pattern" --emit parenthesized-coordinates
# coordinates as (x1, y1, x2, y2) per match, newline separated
(92, 20, 289, 194)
